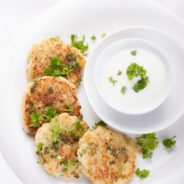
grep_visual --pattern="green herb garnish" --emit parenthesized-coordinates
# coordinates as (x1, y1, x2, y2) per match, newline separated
(30, 112, 41, 127)
(117, 70, 122, 76)
(108, 76, 117, 86)
(91, 35, 97, 41)
(51, 122, 63, 142)
(61, 160, 77, 171)
(163, 136, 176, 149)
(44, 56, 73, 77)
(121, 86, 127, 94)
(119, 165, 124, 175)
(136, 133, 159, 159)
(133, 76, 149, 92)
(43, 105, 57, 122)
(36, 143, 44, 153)
(135, 168, 150, 179)
(126, 63, 146, 80)
(94, 121, 107, 128)
(126, 63, 149, 92)
(71, 34, 88, 54)
(130, 50, 137, 56)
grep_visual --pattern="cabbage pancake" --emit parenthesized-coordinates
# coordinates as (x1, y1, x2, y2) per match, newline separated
(35, 113, 88, 177)
(78, 125, 139, 184)
(22, 76, 81, 135)
(27, 36, 85, 86)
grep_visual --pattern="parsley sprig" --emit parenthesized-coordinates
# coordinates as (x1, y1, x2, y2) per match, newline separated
(136, 133, 159, 159)
(163, 136, 176, 149)
(130, 50, 137, 56)
(30, 112, 41, 127)
(108, 76, 117, 86)
(135, 168, 150, 179)
(126, 63, 149, 92)
(30, 105, 57, 127)
(71, 34, 88, 54)
(44, 56, 76, 77)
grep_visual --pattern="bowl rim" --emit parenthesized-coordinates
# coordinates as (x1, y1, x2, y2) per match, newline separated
(93, 36, 171, 115)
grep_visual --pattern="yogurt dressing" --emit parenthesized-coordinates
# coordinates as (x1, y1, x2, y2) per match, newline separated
(100, 48, 169, 114)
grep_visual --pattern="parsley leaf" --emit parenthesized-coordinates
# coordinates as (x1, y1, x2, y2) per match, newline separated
(126, 63, 146, 80)
(69, 120, 85, 140)
(121, 86, 127, 94)
(43, 105, 57, 122)
(133, 76, 149, 92)
(71, 34, 88, 54)
(44, 56, 76, 77)
(108, 76, 117, 86)
(51, 122, 63, 142)
(30, 112, 41, 127)
(131, 50, 137, 56)
(61, 160, 77, 171)
(126, 63, 149, 92)
(136, 133, 159, 159)
(119, 165, 124, 175)
(163, 136, 176, 149)
(91, 35, 97, 41)
(117, 70, 122, 76)
(36, 143, 44, 153)
(94, 121, 107, 128)
(135, 168, 150, 179)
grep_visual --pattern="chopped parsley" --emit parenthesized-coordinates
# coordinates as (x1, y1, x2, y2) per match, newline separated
(61, 160, 77, 171)
(36, 143, 44, 153)
(71, 34, 88, 54)
(44, 56, 74, 77)
(43, 105, 57, 122)
(108, 76, 117, 86)
(94, 121, 107, 128)
(126, 63, 149, 92)
(130, 50, 137, 56)
(135, 168, 150, 179)
(30, 112, 41, 127)
(136, 133, 159, 159)
(119, 165, 124, 175)
(91, 35, 97, 41)
(121, 86, 127, 94)
(163, 136, 176, 149)
(133, 76, 149, 92)
(51, 122, 63, 142)
(126, 63, 146, 80)
(117, 70, 122, 76)
(69, 120, 85, 140)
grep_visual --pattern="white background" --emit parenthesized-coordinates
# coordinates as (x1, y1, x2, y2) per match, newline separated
(0, 0, 184, 183)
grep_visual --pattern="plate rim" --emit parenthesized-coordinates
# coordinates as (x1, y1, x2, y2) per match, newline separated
(1, 0, 184, 183)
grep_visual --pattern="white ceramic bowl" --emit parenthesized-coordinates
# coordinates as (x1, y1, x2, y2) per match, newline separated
(84, 26, 184, 134)
(94, 37, 171, 115)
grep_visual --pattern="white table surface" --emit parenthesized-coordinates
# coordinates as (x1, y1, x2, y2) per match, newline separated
(0, 0, 184, 183)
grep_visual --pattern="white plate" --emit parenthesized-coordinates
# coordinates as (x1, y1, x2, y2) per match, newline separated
(85, 27, 184, 134)
(1, 0, 184, 184)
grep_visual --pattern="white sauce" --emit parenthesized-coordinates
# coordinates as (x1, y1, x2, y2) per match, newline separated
(100, 48, 169, 114)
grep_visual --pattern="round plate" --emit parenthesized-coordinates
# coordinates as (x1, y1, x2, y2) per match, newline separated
(1, 0, 184, 184)
(85, 26, 184, 134)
